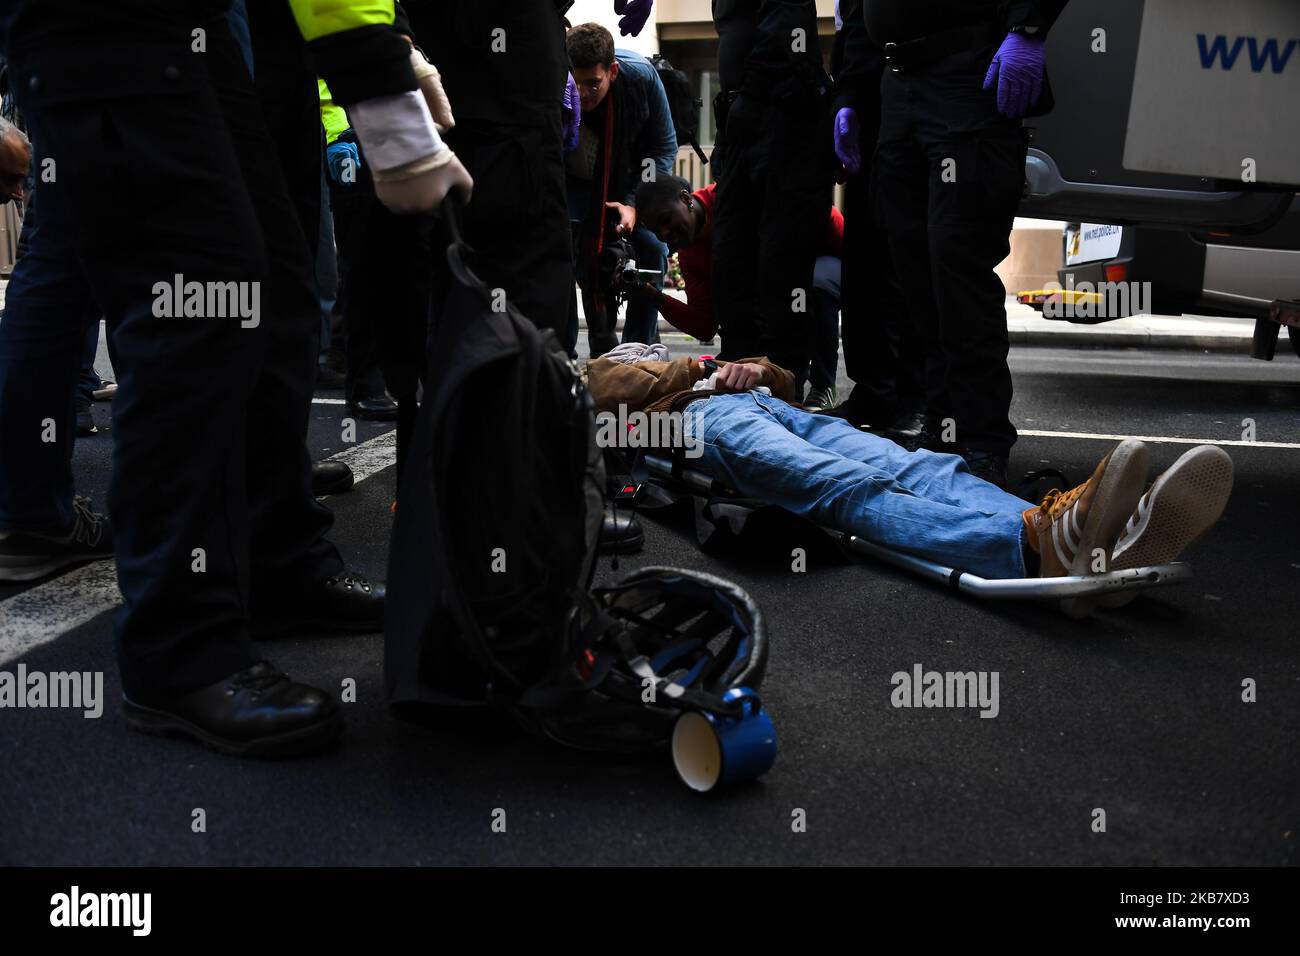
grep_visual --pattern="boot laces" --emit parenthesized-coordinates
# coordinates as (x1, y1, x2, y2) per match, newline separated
(231, 663, 288, 692)
(326, 572, 370, 592)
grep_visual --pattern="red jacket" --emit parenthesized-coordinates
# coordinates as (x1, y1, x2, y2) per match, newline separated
(659, 183, 844, 340)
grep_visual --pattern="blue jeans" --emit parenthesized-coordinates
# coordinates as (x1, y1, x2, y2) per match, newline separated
(622, 223, 667, 345)
(691, 392, 1030, 579)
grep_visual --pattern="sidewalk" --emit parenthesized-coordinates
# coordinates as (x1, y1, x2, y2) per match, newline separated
(1002, 297, 1256, 351)
(0, 280, 1258, 353)
(635, 291, 1258, 352)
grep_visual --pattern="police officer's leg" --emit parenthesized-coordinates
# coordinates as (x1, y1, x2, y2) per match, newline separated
(624, 224, 666, 345)
(838, 166, 920, 424)
(78, 312, 106, 402)
(9, 29, 265, 699)
(445, 121, 572, 333)
(874, 130, 949, 438)
(0, 192, 97, 537)
(809, 255, 841, 393)
(210, 8, 345, 593)
(246, 0, 321, 257)
(712, 98, 764, 362)
(923, 128, 1025, 457)
(330, 164, 396, 409)
(422, 0, 573, 332)
(751, 112, 823, 384)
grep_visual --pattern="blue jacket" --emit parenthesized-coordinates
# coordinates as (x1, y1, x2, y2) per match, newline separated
(610, 49, 678, 206)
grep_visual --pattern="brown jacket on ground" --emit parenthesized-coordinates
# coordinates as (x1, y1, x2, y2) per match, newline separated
(585, 356, 797, 417)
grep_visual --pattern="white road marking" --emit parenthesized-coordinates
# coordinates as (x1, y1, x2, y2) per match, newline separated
(0, 560, 120, 666)
(312, 397, 346, 405)
(0, 430, 398, 666)
(323, 429, 397, 485)
(1019, 429, 1300, 450)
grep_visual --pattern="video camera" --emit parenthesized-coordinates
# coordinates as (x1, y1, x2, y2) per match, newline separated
(596, 206, 660, 309)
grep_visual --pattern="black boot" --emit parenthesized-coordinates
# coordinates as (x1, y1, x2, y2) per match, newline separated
(311, 460, 354, 496)
(122, 662, 343, 758)
(253, 570, 386, 638)
(599, 507, 644, 555)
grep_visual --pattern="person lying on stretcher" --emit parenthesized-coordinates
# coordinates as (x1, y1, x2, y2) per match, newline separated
(584, 344, 1234, 596)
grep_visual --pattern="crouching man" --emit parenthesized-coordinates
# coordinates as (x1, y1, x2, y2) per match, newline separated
(584, 346, 1234, 601)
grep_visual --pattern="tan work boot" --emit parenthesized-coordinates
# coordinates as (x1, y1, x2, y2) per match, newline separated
(1023, 439, 1149, 580)
(1099, 445, 1234, 608)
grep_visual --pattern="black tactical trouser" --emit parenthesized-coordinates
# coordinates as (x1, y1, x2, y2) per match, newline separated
(711, 90, 828, 384)
(6, 7, 341, 698)
(874, 43, 1028, 456)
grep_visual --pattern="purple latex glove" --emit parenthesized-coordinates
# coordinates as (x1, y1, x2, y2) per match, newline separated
(562, 73, 581, 153)
(982, 32, 1046, 119)
(613, 0, 653, 38)
(833, 107, 861, 175)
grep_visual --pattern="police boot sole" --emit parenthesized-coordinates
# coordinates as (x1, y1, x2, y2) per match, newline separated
(121, 699, 343, 758)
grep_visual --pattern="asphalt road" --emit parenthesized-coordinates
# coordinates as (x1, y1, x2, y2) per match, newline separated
(1, 340, 1297, 866)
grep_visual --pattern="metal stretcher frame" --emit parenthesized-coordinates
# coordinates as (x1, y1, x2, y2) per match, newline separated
(642, 455, 1194, 604)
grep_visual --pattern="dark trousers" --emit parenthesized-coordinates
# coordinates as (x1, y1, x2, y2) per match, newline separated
(873, 44, 1027, 456)
(328, 161, 433, 406)
(711, 91, 827, 380)
(839, 168, 923, 418)
(0, 193, 100, 534)
(78, 317, 105, 403)
(808, 254, 841, 392)
(5, 9, 340, 698)
(412, 0, 572, 334)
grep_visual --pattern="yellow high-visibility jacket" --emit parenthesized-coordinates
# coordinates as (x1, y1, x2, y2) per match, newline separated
(288, 0, 415, 107)
(318, 79, 350, 144)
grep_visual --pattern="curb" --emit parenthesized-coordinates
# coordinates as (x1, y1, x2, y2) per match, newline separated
(645, 324, 1259, 353)
(1010, 324, 1255, 351)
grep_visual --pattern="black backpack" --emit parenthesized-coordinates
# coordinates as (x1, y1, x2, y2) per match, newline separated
(384, 200, 606, 713)
(650, 53, 708, 166)
(384, 200, 770, 759)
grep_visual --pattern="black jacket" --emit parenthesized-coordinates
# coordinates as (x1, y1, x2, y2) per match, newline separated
(853, 0, 1070, 119)
(714, 0, 827, 102)
(864, 0, 1069, 45)
(829, 0, 884, 136)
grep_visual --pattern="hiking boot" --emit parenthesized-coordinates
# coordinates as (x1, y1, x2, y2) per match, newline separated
(1100, 445, 1234, 609)
(962, 450, 1009, 489)
(802, 385, 837, 413)
(907, 423, 954, 454)
(872, 409, 926, 447)
(599, 507, 644, 555)
(819, 390, 896, 430)
(0, 495, 114, 581)
(311, 460, 354, 496)
(1023, 440, 1148, 617)
(253, 569, 386, 638)
(122, 661, 343, 758)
